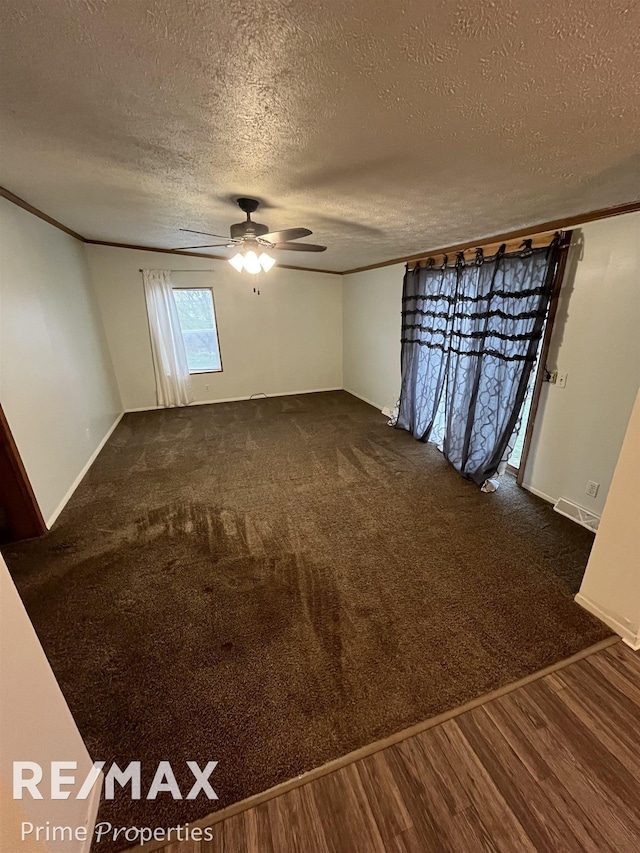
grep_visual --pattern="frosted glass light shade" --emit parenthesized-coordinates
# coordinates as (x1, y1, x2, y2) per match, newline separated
(259, 252, 276, 272)
(228, 248, 276, 274)
(243, 251, 261, 275)
(228, 253, 245, 272)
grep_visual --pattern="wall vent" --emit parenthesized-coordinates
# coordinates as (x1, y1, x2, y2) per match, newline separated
(554, 498, 600, 532)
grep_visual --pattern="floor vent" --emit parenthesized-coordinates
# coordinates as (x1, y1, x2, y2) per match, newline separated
(554, 498, 600, 532)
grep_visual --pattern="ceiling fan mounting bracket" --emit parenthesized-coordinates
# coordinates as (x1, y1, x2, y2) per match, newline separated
(237, 197, 260, 216)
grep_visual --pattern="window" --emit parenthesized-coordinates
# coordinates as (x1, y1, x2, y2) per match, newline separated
(172, 288, 222, 373)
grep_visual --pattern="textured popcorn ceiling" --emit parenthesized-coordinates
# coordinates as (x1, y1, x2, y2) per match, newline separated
(1, 0, 639, 272)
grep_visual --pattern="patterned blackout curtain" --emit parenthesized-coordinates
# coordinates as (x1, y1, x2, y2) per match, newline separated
(396, 237, 561, 488)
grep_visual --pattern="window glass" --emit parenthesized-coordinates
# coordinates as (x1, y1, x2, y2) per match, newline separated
(173, 288, 222, 373)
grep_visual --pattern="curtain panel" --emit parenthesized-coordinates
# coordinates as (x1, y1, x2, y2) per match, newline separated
(397, 238, 561, 487)
(142, 269, 194, 408)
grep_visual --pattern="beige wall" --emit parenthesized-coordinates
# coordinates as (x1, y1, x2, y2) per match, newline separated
(342, 262, 403, 411)
(0, 199, 122, 525)
(341, 213, 640, 513)
(522, 213, 640, 514)
(576, 391, 640, 647)
(85, 245, 343, 411)
(0, 556, 101, 853)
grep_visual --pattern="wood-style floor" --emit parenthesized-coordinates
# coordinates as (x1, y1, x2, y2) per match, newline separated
(135, 640, 640, 853)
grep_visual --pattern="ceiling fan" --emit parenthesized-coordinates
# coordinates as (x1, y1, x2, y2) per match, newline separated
(174, 197, 327, 274)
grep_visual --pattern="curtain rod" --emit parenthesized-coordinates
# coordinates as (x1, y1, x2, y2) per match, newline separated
(405, 230, 561, 271)
(138, 268, 213, 272)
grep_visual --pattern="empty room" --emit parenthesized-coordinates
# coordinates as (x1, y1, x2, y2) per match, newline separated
(1, 2, 639, 852)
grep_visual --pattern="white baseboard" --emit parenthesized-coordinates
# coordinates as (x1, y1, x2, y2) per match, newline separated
(343, 387, 389, 415)
(124, 387, 343, 413)
(575, 592, 640, 649)
(520, 483, 556, 504)
(46, 412, 125, 528)
(124, 404, 163, 413)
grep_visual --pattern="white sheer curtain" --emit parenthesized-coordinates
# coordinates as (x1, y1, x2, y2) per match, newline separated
(142, 269, 194, 408)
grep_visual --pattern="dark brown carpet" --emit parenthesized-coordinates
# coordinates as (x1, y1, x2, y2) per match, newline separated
(3, 391, 609, 850)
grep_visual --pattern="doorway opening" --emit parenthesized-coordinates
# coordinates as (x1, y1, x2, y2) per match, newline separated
(508, 230, 573, 483)
(510, 378, 536, 472)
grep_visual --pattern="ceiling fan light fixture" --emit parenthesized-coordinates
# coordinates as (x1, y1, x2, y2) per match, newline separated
(195, 199, 325, 274)
(228, 252, 245, 272)
(259, 252, 276, 272)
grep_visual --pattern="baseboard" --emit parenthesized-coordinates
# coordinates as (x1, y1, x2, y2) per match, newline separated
(343, 387, 389, 415)
(575, 592, 640, 648)
(520, 483, 556, 504)
(46, 412, 125, 528)
(124, 404, 163, 413)
(124, 387, 343, 413)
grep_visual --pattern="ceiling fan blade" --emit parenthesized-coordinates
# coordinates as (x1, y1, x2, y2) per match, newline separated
(262, 227, 312, 243)
(274, 242, 327, 252)
(180, 228, 230, 239)
(171, 243, 231, 250)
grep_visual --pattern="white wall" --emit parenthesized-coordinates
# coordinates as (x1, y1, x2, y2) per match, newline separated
(342, 262, 403, 411)
(576, 391, 640, 647)
(341, 214, 640, 514)
(0, 199, 121, 525)
(522, 213, 640, 514)
(0, 555, 101, 853)
(85, 245, 343, 410)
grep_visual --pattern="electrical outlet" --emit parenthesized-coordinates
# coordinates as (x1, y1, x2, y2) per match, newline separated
(557, 372, 568, 388)
(586, 480, 599, 498)
(205, 384, 209, 391)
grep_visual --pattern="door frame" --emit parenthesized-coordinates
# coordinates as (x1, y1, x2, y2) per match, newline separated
(0, 404, 46, 541)
(516, 230, 574, 485)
